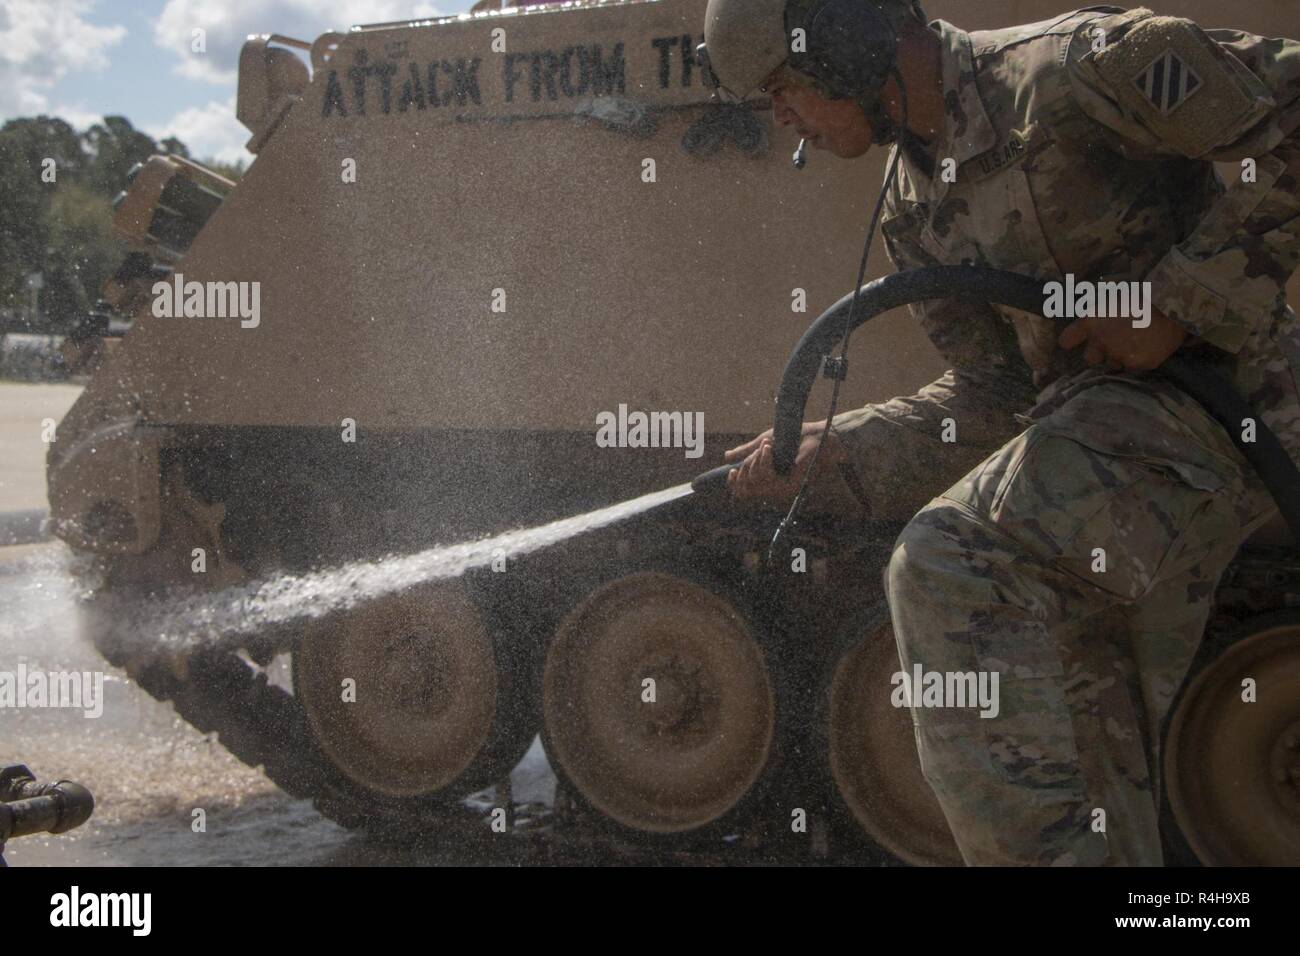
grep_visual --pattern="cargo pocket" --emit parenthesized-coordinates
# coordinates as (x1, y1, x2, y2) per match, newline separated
(967, 625, 1082, 791)
(957, 434, 1083, 794)
(970, 422, 1227, 603)
(1054, 463, 1223, 601)
(946, 428, 1152, 569)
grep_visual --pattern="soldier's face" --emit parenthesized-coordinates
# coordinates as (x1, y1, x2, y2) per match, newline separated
(767, 72, 873, 158)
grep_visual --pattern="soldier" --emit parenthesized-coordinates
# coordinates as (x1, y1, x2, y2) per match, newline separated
(704, 0, 1300, 864)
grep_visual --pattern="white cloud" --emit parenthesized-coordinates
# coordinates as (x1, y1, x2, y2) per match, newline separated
(148, 96, 252, 165)
(155, 0, 448, 85)
(0, 0, 126, 121)
(47, 103, 106, 130)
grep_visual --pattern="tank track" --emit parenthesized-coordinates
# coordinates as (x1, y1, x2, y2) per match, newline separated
(127, 635, 870, 864)
(81, 498, 903, 862)
(81, 486, 1300, 864)
(93, 626, 437, 834)
(92, 622, 604, 861)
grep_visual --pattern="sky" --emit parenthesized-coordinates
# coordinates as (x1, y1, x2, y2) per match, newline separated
(0, 0, 482, 164)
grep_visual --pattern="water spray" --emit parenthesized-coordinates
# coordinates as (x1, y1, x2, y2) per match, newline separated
(101, 483, 695, 661)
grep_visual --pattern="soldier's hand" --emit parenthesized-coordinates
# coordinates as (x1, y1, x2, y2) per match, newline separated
(1058, 309, 1188, 372)
(724, 419, 829, 464)
(723, 420, 846, 508)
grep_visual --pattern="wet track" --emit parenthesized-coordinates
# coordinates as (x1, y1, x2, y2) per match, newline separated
(0, 539, 561, 866)
(0, 383, 549, 866)
(1, 532, 817, 867)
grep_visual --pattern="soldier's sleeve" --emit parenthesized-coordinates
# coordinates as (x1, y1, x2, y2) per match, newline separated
(1067, 9, 1300, 353)
(828, 169, 1037, 508)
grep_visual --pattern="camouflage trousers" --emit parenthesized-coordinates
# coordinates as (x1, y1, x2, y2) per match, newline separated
(840, 372, 1277, 865)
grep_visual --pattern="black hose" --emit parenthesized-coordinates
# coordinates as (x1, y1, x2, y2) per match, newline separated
(753, 264, 1300, 541)
(771, 266, 1044, 472)
(689, 266, 1041, 495)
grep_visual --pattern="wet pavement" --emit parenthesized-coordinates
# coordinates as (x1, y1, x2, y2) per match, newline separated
(0, 382, 80, 513)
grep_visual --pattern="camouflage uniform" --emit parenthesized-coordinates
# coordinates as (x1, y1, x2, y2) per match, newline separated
(829, 6, 1300, 864)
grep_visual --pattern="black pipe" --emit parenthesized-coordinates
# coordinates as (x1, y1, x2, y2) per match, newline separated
(693, 265, 1300, 543)
(0, 782, 94, 840)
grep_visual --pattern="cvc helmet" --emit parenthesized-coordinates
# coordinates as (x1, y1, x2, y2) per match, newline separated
(700, 0, 927, 142)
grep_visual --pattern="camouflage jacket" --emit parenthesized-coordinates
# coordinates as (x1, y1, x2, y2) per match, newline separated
(834, 5, 1300, 477)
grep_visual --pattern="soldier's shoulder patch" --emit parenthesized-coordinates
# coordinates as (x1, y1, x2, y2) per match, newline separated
(1089, 14, 1273, 157)
(1132, 48, 1201, 115)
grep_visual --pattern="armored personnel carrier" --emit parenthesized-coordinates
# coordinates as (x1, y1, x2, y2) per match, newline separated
(48, 0, 1300, 864)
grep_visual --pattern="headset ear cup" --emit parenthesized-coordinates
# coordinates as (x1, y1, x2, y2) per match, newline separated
(797, 0, 897, 99)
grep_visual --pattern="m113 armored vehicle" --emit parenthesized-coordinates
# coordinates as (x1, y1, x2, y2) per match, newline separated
(48, 0, 1300, 863)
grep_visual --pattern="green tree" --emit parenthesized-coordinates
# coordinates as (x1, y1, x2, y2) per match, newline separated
(82, 115, 163, 198)
(159, 136, 190, 158)
(0, 112, 245, 333)
(42, 181, 119, 330)
(0, 119, 59, 315)
(1, 114, 186, 329)
(0, 116, 84, 181)
(203, 157, 246, 181)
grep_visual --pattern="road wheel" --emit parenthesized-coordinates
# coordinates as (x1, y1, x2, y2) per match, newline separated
(825, 605, 962, 865)
(542, 571, 775, 835)
(294, 579, 534, 801)
(1165, 610, 1300, 865)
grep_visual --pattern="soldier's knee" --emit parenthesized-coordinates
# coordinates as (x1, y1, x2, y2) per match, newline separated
(886, 510, 938, 608)
(887, 502, 977, 597)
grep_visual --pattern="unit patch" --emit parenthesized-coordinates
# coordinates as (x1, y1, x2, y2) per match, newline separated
(1132, 49, 1201, 115)
(1089, 13, 1273, 158)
